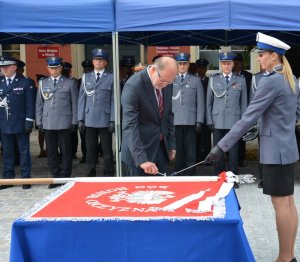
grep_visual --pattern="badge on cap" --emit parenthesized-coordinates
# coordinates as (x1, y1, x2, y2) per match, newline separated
(195, 58, 209, 67)
(91, 49, 109, 61)
(218, 52, 235, 61)
(0, 56, 17, 66)
(46, 57, 63, 68)
(174, 53, 190, 62)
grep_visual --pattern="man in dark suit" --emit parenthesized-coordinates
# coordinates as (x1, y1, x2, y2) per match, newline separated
(0, 56, 36, 190)
(121, 56, 177, 176)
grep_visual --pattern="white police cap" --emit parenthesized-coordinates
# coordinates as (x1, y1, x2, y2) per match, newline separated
(255, 32, 290, 55)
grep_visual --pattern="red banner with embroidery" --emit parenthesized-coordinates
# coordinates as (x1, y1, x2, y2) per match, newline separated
(30, 180, 228, 219)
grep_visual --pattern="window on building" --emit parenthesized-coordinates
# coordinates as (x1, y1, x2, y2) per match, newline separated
(199, 45, 254, 72)
(199, 46, 220, 71)
(1, 44, 21, 59)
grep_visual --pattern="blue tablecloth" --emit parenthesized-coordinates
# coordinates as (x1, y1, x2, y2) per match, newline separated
(10, 189, 255, 262)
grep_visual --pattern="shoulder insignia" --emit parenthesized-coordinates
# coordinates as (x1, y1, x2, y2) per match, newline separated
(263, 71, 275, 77)
(210, 73, 220, 77)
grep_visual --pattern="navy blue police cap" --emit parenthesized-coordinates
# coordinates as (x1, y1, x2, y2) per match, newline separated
(195, 58, 209, 67)
(46, 57, 63, 68)
(61, 62, 72, 70)
(234, 53, 244, 61)
(218, 52, 235, 61)
(15, 59, 26, 68)
(0, 56, 18, 66)
(120, 56, 135, 67)
(174, 53, 190, 62)
(91, 49, 109, 61)
(81, 60, 93, 68)
(255, 32, 290, 55)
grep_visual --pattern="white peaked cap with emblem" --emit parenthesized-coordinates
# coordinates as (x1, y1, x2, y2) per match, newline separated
(255, 32, 290, 55)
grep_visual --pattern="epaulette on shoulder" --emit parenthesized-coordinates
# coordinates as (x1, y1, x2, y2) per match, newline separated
(210, 73, 220, 77)
(263, 71, 275, 77)
(236, 73, 245, 78)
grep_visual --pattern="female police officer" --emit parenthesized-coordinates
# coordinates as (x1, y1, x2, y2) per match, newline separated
(205, 32, 299, 262)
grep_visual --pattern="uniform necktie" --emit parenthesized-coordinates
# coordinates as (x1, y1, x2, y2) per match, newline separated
(7, 78, 12, 87)
(225, 75, 229, 85)
(53, 78, 57, 86)
(156, 89, 163, 119)
(96, 72, 100, 82)
(156, 89, 163, 141)
(181, 74, 184, 82)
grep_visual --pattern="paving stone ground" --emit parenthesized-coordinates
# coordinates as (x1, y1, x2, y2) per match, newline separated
(0, 130, 299, 261)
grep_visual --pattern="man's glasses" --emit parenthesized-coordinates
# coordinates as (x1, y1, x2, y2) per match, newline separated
(155, 68, 173, 85)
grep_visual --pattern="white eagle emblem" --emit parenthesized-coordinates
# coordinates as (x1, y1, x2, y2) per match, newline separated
(109, 190, 175, 205)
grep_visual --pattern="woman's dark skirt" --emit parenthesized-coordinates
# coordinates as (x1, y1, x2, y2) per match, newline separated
(262, 163, 294, 196)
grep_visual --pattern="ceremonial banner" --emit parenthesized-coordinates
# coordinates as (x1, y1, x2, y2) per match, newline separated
(11, 176, 255, 262)
(26, 176, 233, 221)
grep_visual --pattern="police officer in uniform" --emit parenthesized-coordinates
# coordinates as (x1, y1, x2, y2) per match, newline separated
(172, 53, 205, 176)
(13, 59, 37, 166)
(233, 53, 253, 167)
(78, 60, 94, 164)
(195, 58, 211, 161)
(205, 32, 299, 262)
(246, 70, 265, 188)
(61, 61, 79, 160)
(206, 52, 247, 185)
(78, 49, 115, 177)
(0, 56, 36, 190)
(36, 57, 78, 189)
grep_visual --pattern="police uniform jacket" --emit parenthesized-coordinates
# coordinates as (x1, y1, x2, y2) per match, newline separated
(78, 70, 114, 128)
(172, 73, 205, 125)
(206, 73, 247, 129)
(218, 68, 300, 165)
(35, 76, 78, 130)
(250, 71, 264, 101)
(0, 74, 35, 134)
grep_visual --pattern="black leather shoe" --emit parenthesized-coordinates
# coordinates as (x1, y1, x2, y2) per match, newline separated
(234, 182, 239, 189)
(22, 184, 31, 189)
(0, 185, 13, 190)
(258, 180, 263, 188)
(290, 257, 297, 262)
(48, 184, 61, 189)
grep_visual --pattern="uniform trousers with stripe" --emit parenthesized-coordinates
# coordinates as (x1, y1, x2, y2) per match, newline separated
(1, 132, 31, 178)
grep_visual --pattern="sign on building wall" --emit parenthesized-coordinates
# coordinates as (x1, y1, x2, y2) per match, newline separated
(156, 46, 179, 56)
(37, 46, 60, 59)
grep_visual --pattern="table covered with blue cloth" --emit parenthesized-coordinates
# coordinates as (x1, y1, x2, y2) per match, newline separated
(10, 177, 255, 262)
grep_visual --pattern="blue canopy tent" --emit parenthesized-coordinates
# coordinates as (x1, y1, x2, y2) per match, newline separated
(0, 0, 114, 44)
(115, 0, 300, 46)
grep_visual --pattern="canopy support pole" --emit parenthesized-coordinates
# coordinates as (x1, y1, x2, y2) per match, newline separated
(112, 31, 122, 177)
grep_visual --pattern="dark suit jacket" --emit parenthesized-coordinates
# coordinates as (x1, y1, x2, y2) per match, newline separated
(121, 68, 176, 167)
(0, 74, 36, 134)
